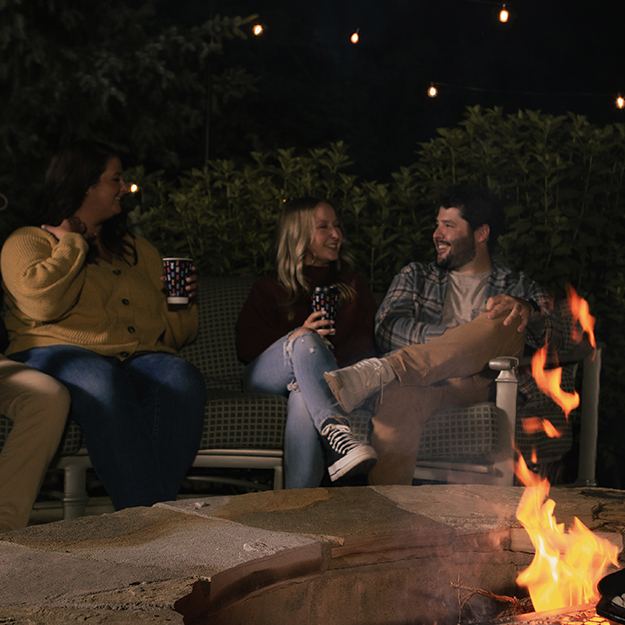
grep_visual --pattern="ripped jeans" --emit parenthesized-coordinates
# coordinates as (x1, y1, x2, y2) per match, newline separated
(243, 331, 345, 488)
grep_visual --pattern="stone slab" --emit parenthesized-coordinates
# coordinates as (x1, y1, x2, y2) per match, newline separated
(0, 485, 623, 625)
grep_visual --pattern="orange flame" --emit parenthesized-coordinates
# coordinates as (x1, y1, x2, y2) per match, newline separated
(566, 285, 596, 349)
(515, 455, 619, 612)
(531, 346, 580, 418)
(541, 419, 562, 439)
(522, 417, 563, 439)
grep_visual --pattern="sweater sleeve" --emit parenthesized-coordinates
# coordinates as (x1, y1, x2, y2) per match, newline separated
(0, 227, 88, 322)
(335, 272, 377, 365)
(135, 237, 198, 350)
(235, 278, 289, 364)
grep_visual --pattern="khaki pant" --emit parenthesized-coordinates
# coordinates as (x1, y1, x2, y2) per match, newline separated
(0, 356, 69, 530)
(369, 314, 525, 485)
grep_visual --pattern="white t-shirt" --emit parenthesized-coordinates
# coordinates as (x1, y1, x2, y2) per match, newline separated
(441, 270, 490, 330)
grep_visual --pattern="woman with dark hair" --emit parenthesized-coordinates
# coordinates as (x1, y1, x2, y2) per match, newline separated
(0, 141, 206, 509)
(235, 197, 378, 488)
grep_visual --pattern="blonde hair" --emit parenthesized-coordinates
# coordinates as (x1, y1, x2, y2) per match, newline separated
(276, 197, 355, 313)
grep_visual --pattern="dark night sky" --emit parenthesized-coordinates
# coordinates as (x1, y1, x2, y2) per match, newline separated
(167, 0, 625, 177)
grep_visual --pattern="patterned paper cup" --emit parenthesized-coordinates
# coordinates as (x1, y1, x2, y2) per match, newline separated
(311, 285, 340, 323)
(162, 257, 193, 304)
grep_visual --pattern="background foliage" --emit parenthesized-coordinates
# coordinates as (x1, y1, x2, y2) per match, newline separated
(0, 0, 256, 228)
(130, 106, 625, 487)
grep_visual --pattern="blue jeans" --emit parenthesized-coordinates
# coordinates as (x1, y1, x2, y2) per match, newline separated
(12, 346, 206, 509)
(243, 332, 344, 489)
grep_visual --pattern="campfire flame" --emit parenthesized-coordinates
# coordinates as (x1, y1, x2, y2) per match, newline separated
(531, 346, 580, 419)
(515, 455, 619, 612)
(516, 291, 615, 613)
(522, 417, 563, 439)
(567, 285, 596, 349)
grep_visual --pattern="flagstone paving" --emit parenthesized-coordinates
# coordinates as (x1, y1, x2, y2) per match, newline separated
(0, 485, 623, 625)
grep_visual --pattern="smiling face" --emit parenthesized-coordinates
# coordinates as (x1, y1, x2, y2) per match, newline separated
(433, 206, 477, 271)
(305, 202, 343, 266)
(75, 156, 128, 231)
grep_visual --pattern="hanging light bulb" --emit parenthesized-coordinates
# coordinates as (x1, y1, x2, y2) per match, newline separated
(427, 83, 438, 98)
(499, 3, 510, 23)
(349, 29, 360, 44)
(616, 94, 625, 110)
(129, 183, 139, 193)
(251, 22, 264, 37)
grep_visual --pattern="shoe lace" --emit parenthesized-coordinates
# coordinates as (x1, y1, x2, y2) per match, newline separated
(322, 423, 359, 455)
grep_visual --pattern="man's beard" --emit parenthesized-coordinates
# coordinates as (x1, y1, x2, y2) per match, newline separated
(435, 234, 476, 270)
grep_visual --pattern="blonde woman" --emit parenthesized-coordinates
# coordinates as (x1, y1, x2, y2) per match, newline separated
(236, 197, 377, 487)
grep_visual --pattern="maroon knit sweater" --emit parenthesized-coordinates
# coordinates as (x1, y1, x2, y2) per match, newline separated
(235, 265, 377, 367)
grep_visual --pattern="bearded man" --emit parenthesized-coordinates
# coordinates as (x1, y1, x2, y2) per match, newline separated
(325, 185, 554, 484)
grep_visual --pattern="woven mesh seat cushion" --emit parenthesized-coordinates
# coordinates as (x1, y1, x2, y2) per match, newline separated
(0, 415, 83, 456)
(179, 276, 287, 451)
(180, 276, 256, 391)
(416, 402, 505, 462)
(0, 415, 11, 449)
(349, 401, 505, 464)
(57, 421, 84, 455)
(200, 391, 287, 449)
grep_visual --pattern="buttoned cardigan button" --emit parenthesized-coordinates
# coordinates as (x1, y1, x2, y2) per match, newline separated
(127, 326, 136, 334)
(121, 298, 130, 305)
(112, 269, 122, 276)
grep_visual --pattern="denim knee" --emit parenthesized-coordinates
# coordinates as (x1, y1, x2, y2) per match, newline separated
(131, 355, 207, 407)
(287, 331, 330, 361)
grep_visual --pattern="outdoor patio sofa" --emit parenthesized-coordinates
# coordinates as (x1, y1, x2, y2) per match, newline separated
(0, 275, 601, 520)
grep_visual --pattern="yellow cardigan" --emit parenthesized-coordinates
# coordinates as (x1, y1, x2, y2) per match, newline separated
(1, 227, 198, 358)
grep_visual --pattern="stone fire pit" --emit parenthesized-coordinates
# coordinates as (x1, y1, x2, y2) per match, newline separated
(0, 485, 624, 624)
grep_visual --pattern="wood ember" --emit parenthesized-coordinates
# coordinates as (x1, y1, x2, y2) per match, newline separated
(449, 581, 611, 625)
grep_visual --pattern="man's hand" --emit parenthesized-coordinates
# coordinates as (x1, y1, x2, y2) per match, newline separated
(484, 294, 532, 333)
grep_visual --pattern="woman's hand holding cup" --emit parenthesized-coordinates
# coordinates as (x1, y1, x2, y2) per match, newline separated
(162, 257, 196, 306)
(290, 310, 335, 340)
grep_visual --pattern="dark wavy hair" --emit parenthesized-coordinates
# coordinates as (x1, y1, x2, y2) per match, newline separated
(438, 184, 505, 253)
(42, 140, 135, 263)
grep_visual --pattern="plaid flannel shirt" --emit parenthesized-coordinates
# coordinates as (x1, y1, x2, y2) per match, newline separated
(375, 261, 559, 401)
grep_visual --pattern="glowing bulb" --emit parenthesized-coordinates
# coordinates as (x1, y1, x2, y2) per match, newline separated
(252, 23, 264, 37)
(617, 95, 625, 110)
(129, 184, 139, 193)
(499, 3, 510, 23)
(427, 84, 438, 98)
(349, 29, 360, 44)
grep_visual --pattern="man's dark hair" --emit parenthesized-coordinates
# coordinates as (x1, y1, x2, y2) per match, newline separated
(438, 184, 505, 252)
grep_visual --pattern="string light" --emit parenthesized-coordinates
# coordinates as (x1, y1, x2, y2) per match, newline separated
(251, 22, 264, 37)
(349, 28, 360, 44)
(129, 184, 139, 193)
(424, 80, 625, 113)
(499, 3, 510, 23)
